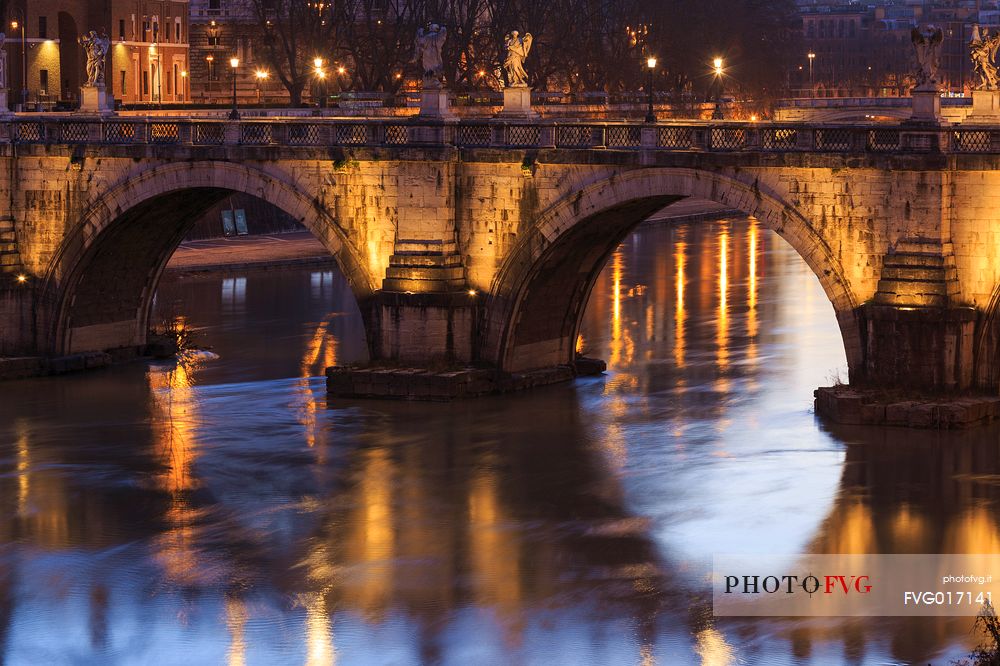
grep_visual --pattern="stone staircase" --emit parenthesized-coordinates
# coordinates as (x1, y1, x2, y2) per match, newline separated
(382, 238, 465, 293)
(0, 217, 22, 274)
(872, 244, 960, 308)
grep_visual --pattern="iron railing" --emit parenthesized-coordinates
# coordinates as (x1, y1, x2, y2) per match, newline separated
(5, 116, 996, 154)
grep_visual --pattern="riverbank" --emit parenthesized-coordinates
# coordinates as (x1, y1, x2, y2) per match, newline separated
(164, 231, 333, 275)
(163, 202, 741, 275)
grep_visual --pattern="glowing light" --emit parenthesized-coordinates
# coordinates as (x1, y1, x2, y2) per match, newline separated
(305, 592, 334, 666)
(394, 73, 402, 79)
(713, 56, 724, 75)
(337, 66, 346, 75)
(230, 57, 239, 69)
(749, 114, 758, 121)
(313, 57, 324, 69)
(467, 289, 477, 296)
(747, 221, 759, 361)
(205, 55, 214, 62)
(674, 240, 686, 368)
(181, 70, 188, 78)
(255, 69, 269, 80)
(16, 420, 29, 515)
(646, 56, 657, 70)
(15, 274, 27, 284)
(9, 20, 17, 30)
(717, 228, 729, 369)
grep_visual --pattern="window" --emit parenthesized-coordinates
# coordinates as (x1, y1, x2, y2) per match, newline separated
(142, 70, 149, 95)
(209, 0, 221, 10)
(166, 68, 172, 94)
(175, 18, 182, 42)
(119, 19, 125, 41)
(38, 16, 47, 39)
(120, 70, 127, 94)
(39, 69, 48, 93)
(208, 60, 217, 81)
(142, 18, 149, 39)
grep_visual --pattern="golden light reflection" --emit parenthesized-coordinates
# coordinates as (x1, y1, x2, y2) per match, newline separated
(343, 448, 396, 617)
(148, 352, 204, 585)
(674, 240, 686, 368)
(226, 596, 248, 666)
(747, 220, 758, 340)
(607, 250, 635, 370)
(305, 591, 335, 666)
(944, 507, 1000, 554)
(469, 466, 522, 611)
(716, 229, 729, 370)
(16, 419, 30, 515)
(695, 626, 735, 666)
(298, 316, 338, 452)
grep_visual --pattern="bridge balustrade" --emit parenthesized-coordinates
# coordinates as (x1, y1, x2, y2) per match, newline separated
(5, 117, 999, 155)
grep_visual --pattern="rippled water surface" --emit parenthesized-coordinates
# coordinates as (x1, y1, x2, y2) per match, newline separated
(2, 219, 998, 665)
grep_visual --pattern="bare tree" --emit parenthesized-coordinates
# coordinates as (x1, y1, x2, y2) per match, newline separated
(245, 0, 345, 105)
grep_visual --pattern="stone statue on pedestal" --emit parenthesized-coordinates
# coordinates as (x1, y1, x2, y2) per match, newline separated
(970, 24, 1000, 90)
(79, 30, 110, 87)
(415, 23, 447, 88)
(503, 31, 533, 87)
(911, 24, 943, 90)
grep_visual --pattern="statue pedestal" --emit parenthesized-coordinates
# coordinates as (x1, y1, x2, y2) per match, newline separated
(418, 87, 454, 119)
(498, 86, 537, 119)
(966, 89, 1000, 122)
(78, 85, 113, 114)
(910, 87, 942, 123)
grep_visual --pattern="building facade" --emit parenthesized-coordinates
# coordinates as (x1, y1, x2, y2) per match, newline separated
(793, 0, 1000, 99)
(5, 0, 189, 109)
(188, 0, 285, 105)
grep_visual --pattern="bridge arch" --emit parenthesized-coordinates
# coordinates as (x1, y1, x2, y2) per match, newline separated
(44, 161, 376, 355)
(483, 167, 864, 377)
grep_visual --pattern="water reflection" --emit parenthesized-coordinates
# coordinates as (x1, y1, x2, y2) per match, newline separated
(0, 221, 996, 664)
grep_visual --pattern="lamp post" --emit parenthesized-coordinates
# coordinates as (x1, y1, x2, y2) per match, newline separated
(313, 57, 327, 108)
(712, 56, 724, 120)
(228, 56, 239, 120)
(645, 56, 657, 123)
(255, 69, 268, 104)
(807, 51, 815, 88)
(10, 14, 26, 109)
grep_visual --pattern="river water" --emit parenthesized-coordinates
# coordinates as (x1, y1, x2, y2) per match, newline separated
(1, 218, 998, 665)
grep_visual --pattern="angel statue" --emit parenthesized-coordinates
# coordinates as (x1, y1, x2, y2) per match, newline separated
(415, 23, 448, 87)
(970, 24, 1000, 91)
(503, 31, 533, 87)
(911, 24, 943, 90)
(79, 30, 110, 87)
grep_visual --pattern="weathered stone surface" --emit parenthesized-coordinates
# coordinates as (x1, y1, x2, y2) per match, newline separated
(815, 386, 1000, 429)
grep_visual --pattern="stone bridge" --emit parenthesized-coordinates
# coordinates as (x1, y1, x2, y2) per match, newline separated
(4, 115, 1000, 395)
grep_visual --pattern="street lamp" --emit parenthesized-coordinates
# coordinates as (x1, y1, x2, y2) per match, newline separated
(313, 57, 327, 108)
(255, 69, 268, 103)
(712, 56, 724, 120)
(228, 57, 240, 120)
(645, 56, 657, 123)
(807, 52, 815, 87)
(10, 14, 26, 109)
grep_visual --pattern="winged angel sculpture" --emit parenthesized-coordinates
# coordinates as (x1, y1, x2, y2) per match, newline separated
(911, 24, 943, 90)
(504, 31, 533, 87)
(970, 24, 1000, 90)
